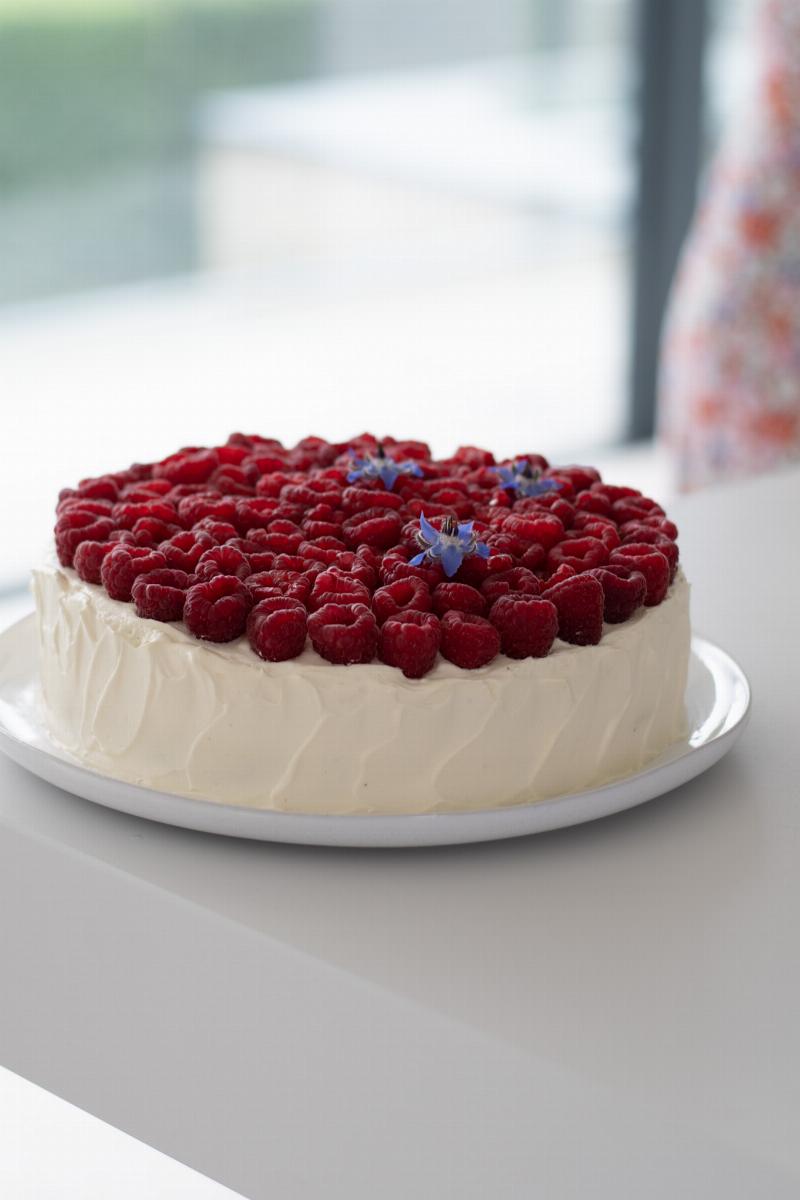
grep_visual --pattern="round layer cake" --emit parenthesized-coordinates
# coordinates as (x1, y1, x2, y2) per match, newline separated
(35, 435, 690, 814)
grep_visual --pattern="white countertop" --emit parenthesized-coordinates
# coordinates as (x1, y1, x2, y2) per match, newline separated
(0, 465, 798, 1198)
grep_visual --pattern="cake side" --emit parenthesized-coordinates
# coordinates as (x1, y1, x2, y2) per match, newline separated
(33, 563, 690, 815)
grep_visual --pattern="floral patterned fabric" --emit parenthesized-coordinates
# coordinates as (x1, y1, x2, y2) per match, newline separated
(659, 0, 800, 490)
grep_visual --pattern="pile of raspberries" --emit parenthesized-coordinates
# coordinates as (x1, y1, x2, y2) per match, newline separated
(54, 434, 679, 679)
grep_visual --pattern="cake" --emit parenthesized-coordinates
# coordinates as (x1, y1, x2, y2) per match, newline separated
(34, 434, 690, 815)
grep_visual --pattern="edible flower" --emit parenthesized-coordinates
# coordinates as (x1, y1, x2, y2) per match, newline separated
(409, 514, 490, 578)
(493, 460, 561, 497)
(346, 444, 423, 491)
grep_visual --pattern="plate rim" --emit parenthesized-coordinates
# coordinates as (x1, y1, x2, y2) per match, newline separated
(0, 614, 751, 847)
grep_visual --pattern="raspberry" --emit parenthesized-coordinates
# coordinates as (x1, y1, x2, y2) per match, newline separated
(590, 482, 640, 504)
(184, 575, 251, 642)
(131, 568, 192, 622)
(517, 543, 547, 571)
(309, 567, 371, 611)
(372, 577, 432, 625)
(481, 567, 540, 607)
(73, 539, 115, 584)
(378, 611, 441, 677)
(501, 512, 564, 550)
(575, 490, 613, 517)
(55, 512, 115, 567)
(233, 496, 282, 534)
(611, 496, 664, 525)
(154, 449, 218, 485)
(432, 582, 487, 618)
(195, 545, 252, 582)
(381, 558, 446, 589)
(620, 528, 679, 577)
(250, 520, 304, 555)
(489, 595, 558, 658)
(177, 493, 237, 527)
(619, 515, 678, 542)
(246, 569, 312, 606)
(247, 596, 307, 661)
(131, 516, 181, 547)
(609, 544, 670, 606)
(341, 486, 405, 514)
(544, 563, 577, 588)
(75, 475, 119, 502)
(550, 464, 601, 492)
(587, 566, 647, 624)
(307, 603, 378, 664)
(341, 507, 404, 550)
(159, 530, 216, 571)
(439, 611, 500, 669)
(547, 535, 609, 573)
(100, 544, 168, 601)
(571, 513, 621, 551)
(543, 575, 604, 645)
(191, 517, 239, 543)
(111, 499, 177, 531)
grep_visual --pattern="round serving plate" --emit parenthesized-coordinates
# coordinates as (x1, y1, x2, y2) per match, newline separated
(0, 614, 750, 848)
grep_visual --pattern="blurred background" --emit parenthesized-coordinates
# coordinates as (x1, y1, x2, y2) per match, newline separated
(0, 0, 761, 602)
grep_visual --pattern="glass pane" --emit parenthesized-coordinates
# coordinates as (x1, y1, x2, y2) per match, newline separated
(1, 0, 636, 587)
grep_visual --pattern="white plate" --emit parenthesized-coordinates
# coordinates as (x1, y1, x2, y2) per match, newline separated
(0, 614, 750, 848)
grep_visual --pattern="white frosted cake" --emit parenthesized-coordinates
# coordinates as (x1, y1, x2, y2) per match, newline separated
(36, 435, 690, 814)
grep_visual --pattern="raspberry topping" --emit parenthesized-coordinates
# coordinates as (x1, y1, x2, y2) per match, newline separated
(100, 544, 168, 602)
(543, 574, 604, 646)
(439, 611, 500, 669)
(184, 575, 251, 643)
(379, 610, 441, 678)
(247, 596, 308, 662)
(131, 568, 192, 622)
(489, 595, 559, 658)
(54, 434, 681, 669)
(307, 602, 378, 664)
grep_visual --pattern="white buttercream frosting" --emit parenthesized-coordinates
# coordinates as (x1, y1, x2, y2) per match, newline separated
(32, 563, 690, 814)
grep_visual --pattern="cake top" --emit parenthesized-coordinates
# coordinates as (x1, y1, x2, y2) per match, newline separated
(53, 433, 679, 677)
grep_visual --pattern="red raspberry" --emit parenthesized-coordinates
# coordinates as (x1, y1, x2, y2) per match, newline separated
(621, 528, 679, 578)
(587, 566, 647, 624)
(177, 493, 237, 527)
(56, 496, 113, 519)
(439, 611, 500, 669)
(341, 486, 405, 514)
(195, 545, 252, 582)
(246, 569, 312, 606)
(590, 482, 640, 504)
(571, 513, 621, 551)
(184, 575, 251, 642)
(307, 603, 378, 664)
(549, 464, 601, 493)
(154, 449, 218, 485)
(372, 577, 432, 625)
(612, 496, 664, 525)
(247, 596, 308, 661)
(74, 475, 119, 502)
(73, 539, 115, 584)
(249, 520, 304, 555)
(111, 499, 177, 531)
(489, 595, 559, 659)
(55, 511, 115, 567)
(501, 512, 564, 550)
(543, 574, 604, 645)
(381, 558, 446, 589)
(517, 543, 547, 571)
(547, 535, 609, 573)
(100, 544, 168, 602)
(131, 568, 192, 622)
(609, 544, 670, 606)
(309, 567, 371, 611)
(131, 516, 182, 547)
(544, 563, 577, 587)
(575, 490, 613, 517)
(432, 582, 487, 618)
(233, 496, 282, 535)
(159, 530, 216, 571)
(481, 567, 540, 607)
(379, 611, 441, 678)
(341, 507, 404, 550)
(191, 517, 239, 543)
(619, 515, 678, 542)
(298, 537, 348, 567)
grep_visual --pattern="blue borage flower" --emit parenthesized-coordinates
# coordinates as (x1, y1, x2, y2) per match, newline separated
(409, 514, 490, 578)
(493, 459, 562, 498)
(346, 445, 423, 491)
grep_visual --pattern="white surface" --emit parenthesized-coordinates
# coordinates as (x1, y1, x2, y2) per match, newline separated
(0, 465, 797, 1199)
(0, 1065, 241, 1198)
(0, 619, 748, 845)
